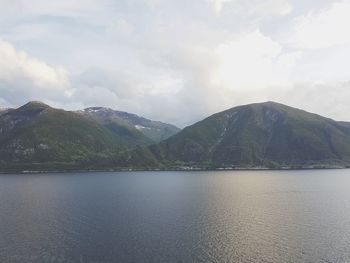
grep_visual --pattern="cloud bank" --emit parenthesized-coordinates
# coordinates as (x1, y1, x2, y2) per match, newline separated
(0, 0, 350, 127)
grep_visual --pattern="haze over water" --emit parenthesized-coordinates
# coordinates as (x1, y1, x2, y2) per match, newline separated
(1, 170, 350, 262)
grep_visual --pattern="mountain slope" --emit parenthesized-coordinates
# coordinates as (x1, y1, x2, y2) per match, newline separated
(0, 102, 132, 170)
(0, 108, 11, 116)
(338, 121, 350, 132)
(79, 107, 154, 147)
(2, 101, 350, 171)
(147, 102, 350, 168)
(81, 107, 180, 143)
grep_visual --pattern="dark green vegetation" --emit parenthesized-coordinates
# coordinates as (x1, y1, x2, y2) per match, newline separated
(2, 101, 350, 172)
(0, 101, 176, 171)
(145, 102, 350, 169)
(80, 107, 180, 143)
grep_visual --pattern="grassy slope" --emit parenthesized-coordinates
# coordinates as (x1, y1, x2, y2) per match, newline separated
(82, 109, 180, 144)
(94, 116, 155, 147)
(3, 101, 350, 171)
(147, 102, 350, 167)
(0, 103, 130, 171)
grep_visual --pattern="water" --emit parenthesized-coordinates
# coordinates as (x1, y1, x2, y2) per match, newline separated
(1, 170, 350, 262)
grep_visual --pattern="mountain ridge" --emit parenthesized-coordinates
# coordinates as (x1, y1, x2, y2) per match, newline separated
(79, 106, 180, 143)
(143, 101, 350, 168)
(0, 101, 178, 171)
(2, 101, 350, 172)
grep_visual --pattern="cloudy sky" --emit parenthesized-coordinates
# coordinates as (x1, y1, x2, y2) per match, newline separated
(0, 0, 350, 127)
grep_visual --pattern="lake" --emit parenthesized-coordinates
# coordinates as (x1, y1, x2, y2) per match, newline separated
(1, 170, 350, 262)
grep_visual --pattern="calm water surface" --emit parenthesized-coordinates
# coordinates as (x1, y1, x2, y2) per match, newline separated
(1, 170, 350, 262)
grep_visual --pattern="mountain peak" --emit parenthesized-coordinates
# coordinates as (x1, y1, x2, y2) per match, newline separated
(224, 101, 305, 116)
(15, 101, 51, 117)
(261, 101, 282, 106)
(20, 101, 50, 110)
(260, 101, 297, 109)
(242, 101, 287, 109)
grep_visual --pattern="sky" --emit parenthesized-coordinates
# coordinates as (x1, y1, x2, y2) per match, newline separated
(0, 0, 350, 127)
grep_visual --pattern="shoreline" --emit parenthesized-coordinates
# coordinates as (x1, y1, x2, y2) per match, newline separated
(0, 165, 348, 174)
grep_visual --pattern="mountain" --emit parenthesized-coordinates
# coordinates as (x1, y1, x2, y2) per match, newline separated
(79, 107, 154, 147)
(338, 121, 350, 131)
(146, 102, 350, 168)
(80, 107, 180, 143)
(2, 101, 350, 172)
(0, 102, 137, 171)
(0, 108, 11, 116)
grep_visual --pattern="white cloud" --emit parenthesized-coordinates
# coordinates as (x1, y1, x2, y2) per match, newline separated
(211, 0, 292, 16)
(0, 38, 71, 106)
(278, 81, 350, 122)
(14, 0, 102, 17)
(288, 0, 350, 49)
(255, 0, 292, 16)
(107, 18, 134, 38)
(212, 30, 301, 90)
(2, 0, 350, 127)
(210, 0, 233, 13)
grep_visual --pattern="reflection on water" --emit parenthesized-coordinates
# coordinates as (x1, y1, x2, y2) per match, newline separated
(1, 170, 350, 262)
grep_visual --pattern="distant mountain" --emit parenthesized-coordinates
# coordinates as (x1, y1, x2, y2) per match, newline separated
(2, 101, 350, 172)
(0, 102, 147, 171)
(146, 102, 350, 168)
(0, 108, 11, 116)
(338, 121, 350, 131)
(78, 107, 154, 147)
(80, 107, 180, 143)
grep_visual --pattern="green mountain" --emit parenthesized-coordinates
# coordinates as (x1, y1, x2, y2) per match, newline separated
(146, 102, 350, 168)
(78, 108, 154, 147)
(80, 107, 180, 143)
(0, 102, 148, 171)
(2, 101, 350, 172)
